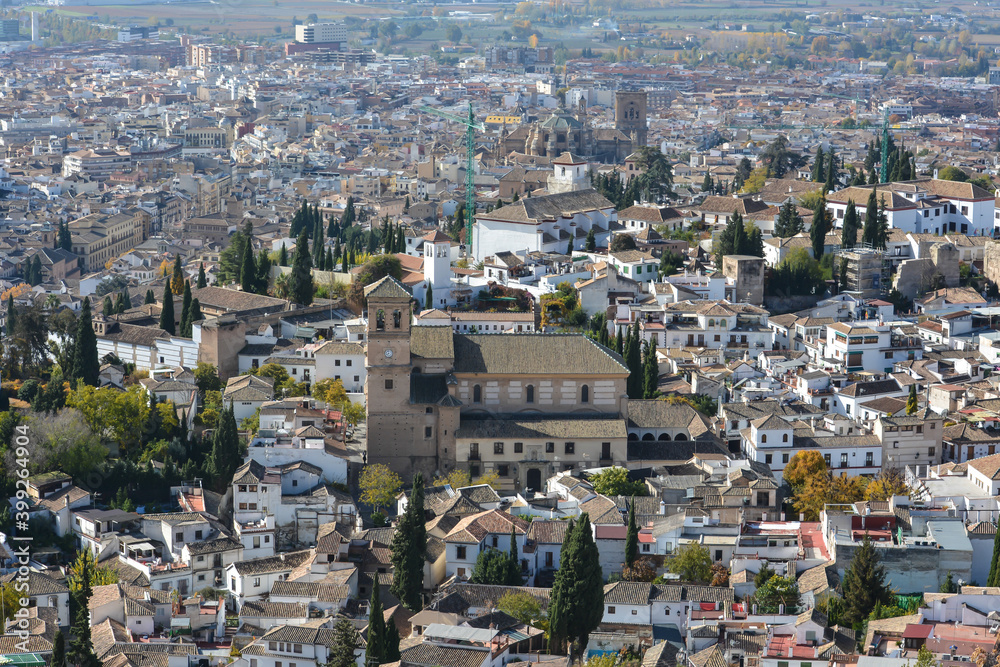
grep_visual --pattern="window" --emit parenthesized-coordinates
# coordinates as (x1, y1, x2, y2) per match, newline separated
(253, 577, 260, 587)
(175, 532, 183, 542)
(526, 385, 535, 403)
(457, 546, 467, 559)
(195, 530, 203, 540)
(824, 453, 831, 466)
(581, 385, 589, 403)
(761, 434, 767, 443)
(494, 442, 504, 455)
(473, 385, 482, 403)
(425, 426, 433, 438)
(265, 535, 270, 543)
(385, 379, 393, 390)
(426, 407, 433, 414)
(253, 537, 260, 549)
(498, 464, 510, 476)
(917, 425, 923, 434)
(840, 453, 848, 468)
(293, 645, 302, 654)
(514, 442, 523, 453)
(608, 606, 616, 614)
(866, 452, 873, 467)
(239, 503, 247, 510)
(929, 447, 935, 457)
(782, 433, 788, 443)
(546, 442, 554, 453)
(335, 359, 341, 366)
(347, 360, 352, 366)
(782, 453, 789, 463)
(565, 442, 575, 454)
(632, 609, 638, 615)
(765, 454, 772, 465)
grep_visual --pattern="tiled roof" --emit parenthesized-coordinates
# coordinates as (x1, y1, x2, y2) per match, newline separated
(452, 333, 627, 375)
(411, 326, 455, 359)
(231, 549, 313, 576)
(364, 275, 412, 300)
(444, 509, 529, 544)
(239, 601, 310, 618)
(400, 642, 491, 667)
(1, 570, 68, 596)
(456, 416, 627, 440)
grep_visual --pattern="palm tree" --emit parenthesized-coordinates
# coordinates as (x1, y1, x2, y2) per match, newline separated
(44, 294, 61, 311)
(273, 273, 291, 300)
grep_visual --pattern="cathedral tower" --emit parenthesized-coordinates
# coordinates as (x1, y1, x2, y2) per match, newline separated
(615, 90, 648, 149)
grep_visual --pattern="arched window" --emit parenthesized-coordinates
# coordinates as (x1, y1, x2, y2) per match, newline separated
(708, 319, 715, 327)
(375, 310, 385, 331)
(782, 433, 788, 443)
(674, 433, 688, 441)
(473, 385, 482, 404)
(581, 385, 590, 404)
(392, 310, 402, 329)
(761, 434, 767, 443)
(526, 385, 535, 404)
(641, 433, 655, 441)
(658, 433, 671, 441)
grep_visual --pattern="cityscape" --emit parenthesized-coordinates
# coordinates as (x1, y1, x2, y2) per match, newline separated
(6, 2, 1000, 667)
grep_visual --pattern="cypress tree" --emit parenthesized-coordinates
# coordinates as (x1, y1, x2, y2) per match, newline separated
(325, 248, 334, 272)
(625, 498, 638, 567)
(52, 629, 65, 667)
(159, 282, 175, 335)
(643, 338, 659, 399)
(290, 229, 314, 306)
(72, 297, 99, 387)
(189, 299, 202, 327)
(256, 250, 272, 294)
(586, 227, 596, 251)
(170, 254, 184, 296)
(68, 553, 100, 667)
(144, 289, 155, 305)
(113, 292, 125, 315)
(180, 282, 193, 336)
(549, 514, 604, 658)
(334, 237, 341, 263)
(840, 534, 894, 626)
(279, 244, 288, 267)
(824, 148, 836, 192)
(102, 296, 113, 317)
(366, 576, 387, 666)
(841, 199, 859, 250)
(906, 384, 918, 415)
(384, 622, 401, 662)
(208, 404, 239, 485)
(863, 189, 879, 247)
(810, 194, 829, 259)
(6, 294, 15, 335)
(312, 214, 325, 267)
(390, 472, 426, 611)
(615, 325, 624, 357)
(506, 525, 522, 585)
(240, 238, 257, 293)
(626, 322, 642, 399)
(424, 283, 433, 308)
(197, 262, 207, 288)
(811, 145, 825, 183)
(57, 222, 72, 252)
(774, 201, 801, 238)
(122, 289, 132, 311)
(341, 251, 349, 274)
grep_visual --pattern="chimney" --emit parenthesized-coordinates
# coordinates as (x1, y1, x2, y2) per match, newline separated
(660, 500, 666, 515)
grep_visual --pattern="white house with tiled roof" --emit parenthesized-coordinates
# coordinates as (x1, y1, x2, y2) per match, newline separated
(826, 179, 995, 236)
(443, 509, 529, 581)
(607, 249, 659, 285)
(967, 452, 1000, 495)
(223, 374, 275, 421)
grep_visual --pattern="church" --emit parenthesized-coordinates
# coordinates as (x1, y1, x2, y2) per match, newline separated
(363, 275, 631, 491)
(499, 90, 648, 164)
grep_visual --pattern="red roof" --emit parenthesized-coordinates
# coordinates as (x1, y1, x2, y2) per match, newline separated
(903, 624, 934, 639)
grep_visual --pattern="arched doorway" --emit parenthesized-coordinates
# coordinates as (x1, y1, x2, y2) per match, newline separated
(526, 468, 542, 492)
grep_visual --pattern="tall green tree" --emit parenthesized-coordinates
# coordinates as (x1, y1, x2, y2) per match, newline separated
(390, 472, 426, 610)
(424, 283, 433, 308)
(810, 194, 829, 259)
(840, 534, 895, 626)
(841, 200, 860, 249)
(643, 339, 659, 399)
(906, 384, 918, 415)
(144, 289, 155, 305)
(240, 238, 257, 293)
(585, 227, 596, 251)
(824, 148, 837, 192)
(256, 250, 272, 295)
(327, 620, 359, 667)
(208, 405, 239, 487)
(170, 254, 185, 296)
(67, 550, 100, 667)
(774, 201, 803, 238)
(57, 222, 72, 252)
(988, 524, 1000, 587)
(366, 576, 387, 666)
(180, 281, 192, 336)
(549, 515, 604, 658)
(197, 263, 208, 288)
(624, 498, 638, 567)
(72, 298, 99, 387)
(102, 296, 113, 317)
(159, 282, 175, 335)
(862, 189, 887, 249)
(51, 629, 65, 667)
(279, 244, 288, 267)
(811, 145, 826, 183)
(290, 229, 314, 305)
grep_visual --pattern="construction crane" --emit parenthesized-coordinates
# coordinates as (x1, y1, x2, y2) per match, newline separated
(419, 103, 485, 258)
(880, 106, 890, 183)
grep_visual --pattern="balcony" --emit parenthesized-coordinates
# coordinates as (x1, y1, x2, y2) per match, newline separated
(468, 453, 481, 461)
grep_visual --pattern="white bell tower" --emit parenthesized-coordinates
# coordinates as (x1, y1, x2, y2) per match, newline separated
(423, 230, 453, 308)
